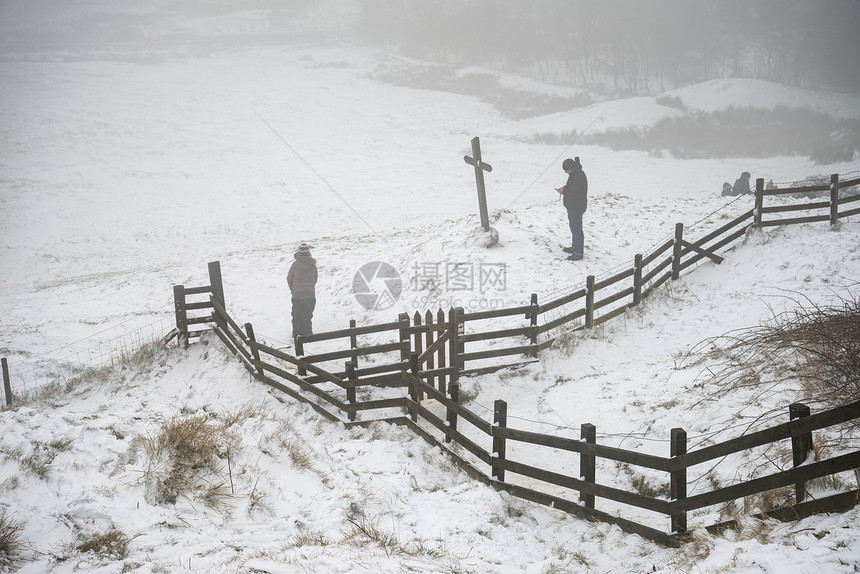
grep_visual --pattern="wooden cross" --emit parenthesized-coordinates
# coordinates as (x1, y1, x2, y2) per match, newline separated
(463, 136, 493, 231)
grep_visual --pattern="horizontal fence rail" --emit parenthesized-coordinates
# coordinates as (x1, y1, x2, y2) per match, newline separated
(164, 172, 860, 546)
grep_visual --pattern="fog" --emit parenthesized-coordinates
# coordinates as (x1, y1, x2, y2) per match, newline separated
(2, 0, 859, 94)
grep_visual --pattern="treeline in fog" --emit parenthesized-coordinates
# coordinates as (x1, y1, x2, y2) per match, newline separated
(355, 0, 860, 94)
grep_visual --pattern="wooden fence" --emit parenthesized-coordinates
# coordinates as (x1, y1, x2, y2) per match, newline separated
(164, 173, 860, 545)
(286, 174, 858, 382)
(172, 260, 225, 346)
(174, 284, 860, 545)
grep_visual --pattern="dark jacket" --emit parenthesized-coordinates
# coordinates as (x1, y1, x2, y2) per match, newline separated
(563, 160, 588, 213)
(287, 253, 318, 299)
(732, 173, 751, 195)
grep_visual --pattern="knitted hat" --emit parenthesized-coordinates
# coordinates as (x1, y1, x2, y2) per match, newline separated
(296, 243, 311, 256)
(562, 158, 575, 171)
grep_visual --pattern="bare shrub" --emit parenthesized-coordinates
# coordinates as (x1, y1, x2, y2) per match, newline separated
(683, 292, 860, 413)
(131, 414, 237, 509)
(656, 94, 687, 110)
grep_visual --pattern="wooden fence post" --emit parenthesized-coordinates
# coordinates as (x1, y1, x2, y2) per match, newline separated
(528, 293, 539, 357)
(445, 307, 463, 444)
(410, 352, 420, 376)
(208, 261, 224, 309)
(830, 173, 840, 225)
(585, 276, 595, 329)
(632, 254, 643, 307)
(244, 323, 263, 377)
(173, 284, 189, 347)
(790, 402, 812, 503)
(671, 223, 684, 280)
(409, 352, 420, 421)
(346, 361, 357, 422)
(580, 423, 596, 509)
(2, 358, 11, 407)
(295, 336, 307, 377)
(449, 307, 463, 382)
(670, 427, 688, 534)
(492, 399, 507, 481)
(210, 294, 225, 333)
(446, 379, 459, 443)
(398, 312, 411, 373)
(754, 177, 764, 228)
(412, 311, 424, 361)
(425, 310, 435, 390)
(349, 319, 358, 369)
(436, 308, 447, 395)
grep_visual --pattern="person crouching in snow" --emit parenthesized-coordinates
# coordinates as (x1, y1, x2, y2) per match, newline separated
(287, 243, 318, 338)
(732, 171, 752, 195)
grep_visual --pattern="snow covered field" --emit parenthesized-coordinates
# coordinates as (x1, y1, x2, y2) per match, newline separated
(2, 4, 860, 573)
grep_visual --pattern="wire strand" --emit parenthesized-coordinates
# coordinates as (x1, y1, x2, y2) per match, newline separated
(253, 109, 377, 234)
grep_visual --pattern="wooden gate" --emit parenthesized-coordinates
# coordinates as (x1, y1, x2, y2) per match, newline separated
(407, 308, 463, 396)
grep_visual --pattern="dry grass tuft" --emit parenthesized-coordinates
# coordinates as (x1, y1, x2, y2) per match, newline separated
(628, 471, 671, 499)
(17, 438, 75, 479)
(13, 339, 170, 407)
(221, 403, 267, 428)
(75, 528, 130, 560)
(260, 431, 316, 472)
(285, 531, 331, 549)
(0, 509, 23, 565)
(131, 413, 237, 509)
(341, 518, 444, 559)
(742, 486, 793, 516)
(673, 529, 713, 570)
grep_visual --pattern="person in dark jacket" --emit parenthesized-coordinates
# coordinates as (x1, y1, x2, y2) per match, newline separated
(287, 243, 318, 337)
(556, 157, 588, 261)
(732, 171, 752, 195)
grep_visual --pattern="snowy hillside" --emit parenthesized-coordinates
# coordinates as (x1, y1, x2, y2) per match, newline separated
(2, 3, 860, 573)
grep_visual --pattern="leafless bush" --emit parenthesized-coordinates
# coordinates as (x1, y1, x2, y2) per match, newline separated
(683, 292, 860, 413)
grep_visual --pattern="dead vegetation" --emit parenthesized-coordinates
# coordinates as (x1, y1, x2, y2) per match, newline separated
(10, 339, 170, 408)
(684, 291, 860, 414)
(74, 528, 131, 560)
(678, 292, 860, 532)
(130, 413, 238, 509)
(241, 517, 452, 571)
(0, 509, 23, 567)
